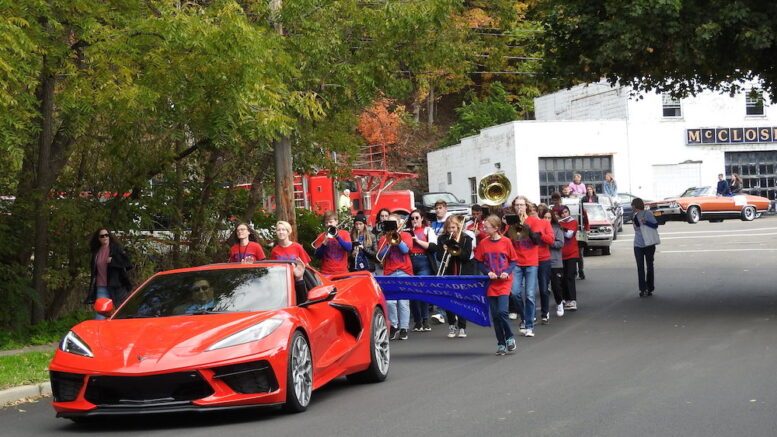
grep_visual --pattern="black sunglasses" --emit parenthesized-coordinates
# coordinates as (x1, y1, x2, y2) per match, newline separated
(98, 234, 109, 238)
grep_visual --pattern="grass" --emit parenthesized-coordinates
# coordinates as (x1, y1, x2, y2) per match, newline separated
(0, 311, 90, 351)
(0, 351, 54, 390)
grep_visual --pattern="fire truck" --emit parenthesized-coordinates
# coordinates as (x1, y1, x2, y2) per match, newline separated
(290, 169, 416, 225)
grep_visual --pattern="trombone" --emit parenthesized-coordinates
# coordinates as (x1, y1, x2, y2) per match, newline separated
(311, 224, 342, 250)
(375, 217, 407, 264)
(436, 215, 465, 276)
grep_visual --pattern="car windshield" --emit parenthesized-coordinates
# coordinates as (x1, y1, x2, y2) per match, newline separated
(583, 203, 608, 221)
(599, 196, 614, 207)
(113, 266, 289, 319)
(422, 193, 459, 206)
(680, 187, 712, 197)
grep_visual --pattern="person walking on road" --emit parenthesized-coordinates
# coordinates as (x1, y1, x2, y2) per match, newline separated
(474, 215, 518, 355)
(632, 198, 660, 297)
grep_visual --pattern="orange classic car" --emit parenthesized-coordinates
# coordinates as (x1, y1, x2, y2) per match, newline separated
(646, 187, 771, 224)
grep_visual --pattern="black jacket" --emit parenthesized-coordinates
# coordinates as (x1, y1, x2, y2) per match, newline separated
(434, 234, 476, 276)
(86, 244, 134, 304)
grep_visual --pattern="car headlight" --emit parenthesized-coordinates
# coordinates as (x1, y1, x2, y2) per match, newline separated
(669, 201, 680, 208)
(59, 331, 94, 358)
(602, 226, 613, 233)
(207, 318, 283, 351)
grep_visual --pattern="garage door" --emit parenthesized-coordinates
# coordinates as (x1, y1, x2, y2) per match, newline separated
(652, 162, 702, 199)
(725, 151, 777, 200)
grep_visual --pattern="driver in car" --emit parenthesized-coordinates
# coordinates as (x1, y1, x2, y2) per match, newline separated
(185, 279, 216, 313)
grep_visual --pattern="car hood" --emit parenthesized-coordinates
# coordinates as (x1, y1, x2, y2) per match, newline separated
(64, 312, 285, 372)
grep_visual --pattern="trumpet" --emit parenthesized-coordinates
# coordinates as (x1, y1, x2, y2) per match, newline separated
(375, 217, 407, 264)
(311, 225, 341, 250)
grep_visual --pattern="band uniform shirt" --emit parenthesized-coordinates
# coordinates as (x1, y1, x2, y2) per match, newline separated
(474, 237, 518, 297)
(379, 232, 413, 276)
(270, 242, 312, 264)
(560, 218, 580, 260)
(318, 229, 352, 275)
(229, 241, 266, 263)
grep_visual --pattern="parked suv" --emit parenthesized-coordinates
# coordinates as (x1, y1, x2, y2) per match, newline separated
(419, 192, 472, 217)
(582, 202, 614, 255)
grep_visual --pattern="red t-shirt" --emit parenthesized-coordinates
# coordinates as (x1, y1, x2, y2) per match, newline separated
(466, 220, 488, 243)
(410, 226, 431, 255)
(535, 218, 555, 262)
(510, 216, 543, 267)
(229, 241, 266, 263)
(474, 237, 518, 297)
(319, 229, 351, 275)
(560, 219, 580, 260)
(270, 242, 311, 264)
(379, 232, 413, 276)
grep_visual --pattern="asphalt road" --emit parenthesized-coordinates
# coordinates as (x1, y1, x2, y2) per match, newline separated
(3, 217, 777, 437)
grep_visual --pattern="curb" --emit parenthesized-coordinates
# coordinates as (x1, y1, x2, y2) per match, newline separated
(0, 382, 51, 407)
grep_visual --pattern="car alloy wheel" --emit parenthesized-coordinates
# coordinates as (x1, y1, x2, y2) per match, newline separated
(374, 310, 390, 376)
(742, 206, 756, 221)
(687, 206, 700, 224)
(285, 332, 312, 412)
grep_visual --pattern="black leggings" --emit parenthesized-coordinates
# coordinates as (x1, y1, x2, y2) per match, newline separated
(445, 311, 467, 329)
(550, 267, 564, 305)
(562, 258, 578, 301)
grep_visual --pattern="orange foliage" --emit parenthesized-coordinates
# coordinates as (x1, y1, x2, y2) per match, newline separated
(357, 98, 404, 148)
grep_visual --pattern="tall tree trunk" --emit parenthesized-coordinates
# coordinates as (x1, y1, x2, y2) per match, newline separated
(188, 148, 222, 264)
(273, 136, 296, 232)
(30, 61, 56, 324)
(243, 151, 272, 222)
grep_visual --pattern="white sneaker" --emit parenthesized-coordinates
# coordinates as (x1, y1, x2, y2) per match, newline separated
(556, 304, 565, 317)
(524, 329, 535, 337)
(563, 301, 574, 309)
(509, 312, 518, 320)
(447, 325, 457, 338)
(431, 313, 445, 324)
(568, 300, 578, 311)
(457, 328, 467, 338)
(541, 313, 549, 325)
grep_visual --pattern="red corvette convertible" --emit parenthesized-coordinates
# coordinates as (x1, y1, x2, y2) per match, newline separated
(49, 262, 389, 421)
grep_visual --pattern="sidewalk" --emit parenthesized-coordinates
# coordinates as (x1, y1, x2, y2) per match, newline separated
(0, 343, 56, 407)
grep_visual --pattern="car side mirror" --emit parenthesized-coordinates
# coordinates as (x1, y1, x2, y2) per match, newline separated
(94, 297, 114, 317)
(300, 286, 336, 308)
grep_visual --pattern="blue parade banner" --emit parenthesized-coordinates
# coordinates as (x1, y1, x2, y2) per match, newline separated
(374, 276, 491, 327)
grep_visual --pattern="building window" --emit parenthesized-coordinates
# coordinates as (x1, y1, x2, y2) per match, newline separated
(469, 177, 477, 204)
(726, 151, 777, 201)
(662, 94, 682, 118)
(537, 155, 613, 204)
(746, 88, 765, 116)
(446, 172, 452, 185)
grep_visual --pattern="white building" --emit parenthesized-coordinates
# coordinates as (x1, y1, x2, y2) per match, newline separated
(427, 81, 777, 204)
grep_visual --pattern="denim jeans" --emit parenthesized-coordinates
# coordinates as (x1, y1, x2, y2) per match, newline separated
(94, 286, 110, 320)
(410, 255, 432, 323)
(537, 260, 552, 317)
(386, 270, 411, 329)
(489, 295, 513, 346)
(634, 245, 656, 292)
(512, 265, 538, 329)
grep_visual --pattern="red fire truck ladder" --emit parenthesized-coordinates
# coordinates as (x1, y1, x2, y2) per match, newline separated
(293, 174, 308, 209)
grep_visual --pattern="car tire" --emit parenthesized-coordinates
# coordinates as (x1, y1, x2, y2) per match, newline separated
(284, 331, 312, 413)
(347, 307, 390, 384)
(686, 206, 700, 224)
(741, 206, 756, 221)
(602, 247, 611, 255)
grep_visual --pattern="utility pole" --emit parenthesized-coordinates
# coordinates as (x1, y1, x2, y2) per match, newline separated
(270, 0, 297, 236)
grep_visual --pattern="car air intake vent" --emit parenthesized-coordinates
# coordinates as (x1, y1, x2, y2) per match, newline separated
(50, 371, 85, 402)
(84, 371, 213, 406)
(212, 361, 278, 394)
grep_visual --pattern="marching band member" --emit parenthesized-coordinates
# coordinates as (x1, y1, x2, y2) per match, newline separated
(377, 214, 414, 340)
(436, 215, 474, 338)
(228, 222, 266, 263)
(430, 200, 450, 236)
(506, 196, 549, 338)
(408, 210, 437, 332)
(535, 205, 560, 324)
(313, 211, 352, 275)
(270, 221, 311, 265)
(474, 215, 518, 355)
(558, 205, 579, 311)
(349, 213, 376, 272)
(543, 206, 566, 318)
(465, 204, 488, 243)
